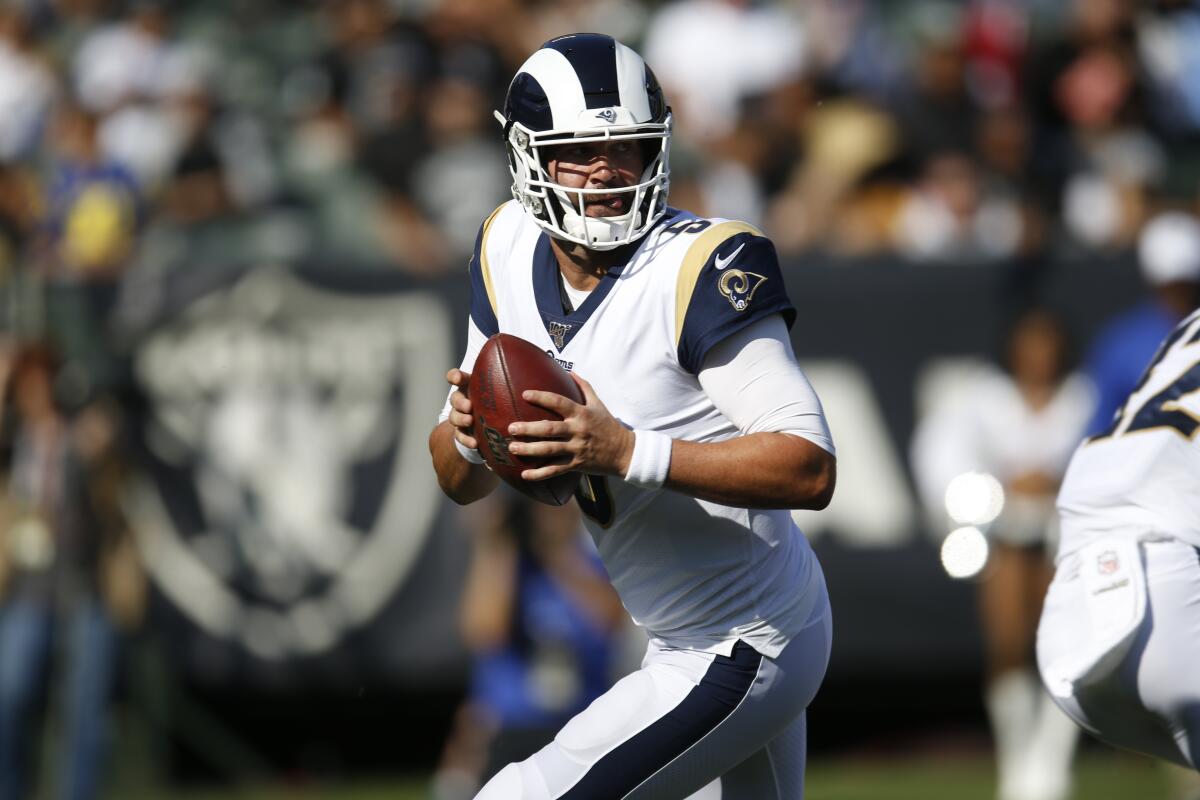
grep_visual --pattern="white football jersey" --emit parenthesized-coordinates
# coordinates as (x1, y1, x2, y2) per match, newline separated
(454, 200, 828, 658)
(1057, 308, 1200, 554)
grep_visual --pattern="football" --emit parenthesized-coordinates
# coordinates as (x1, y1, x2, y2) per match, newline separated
(468, 333, 584, 506)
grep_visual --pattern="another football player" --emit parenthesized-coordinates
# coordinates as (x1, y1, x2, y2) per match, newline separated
(429, 34, 837, 799)
(1037, 307, 1200, 771)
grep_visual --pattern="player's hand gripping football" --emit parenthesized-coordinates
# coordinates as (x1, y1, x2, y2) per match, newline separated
(506, 373, 635, 481)
(445, 368, 480, 453)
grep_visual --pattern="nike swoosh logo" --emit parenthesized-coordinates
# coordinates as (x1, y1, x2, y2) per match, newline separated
(713, 243, 745, 271)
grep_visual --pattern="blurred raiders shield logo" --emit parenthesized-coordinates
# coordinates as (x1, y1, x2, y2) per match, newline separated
(128, 268, 451, 660)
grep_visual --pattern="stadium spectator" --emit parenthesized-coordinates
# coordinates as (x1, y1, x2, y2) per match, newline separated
(0, 162, 38, 290)
(1136, 0, 1200, 140)
(0, 343, 144, 800)
(1024, 0, 1160, 252)
(40, 100, 141, 280)
(408, 46, 510, 264)
(71, 0, 172, 114)
(890, 1, 978, 162)
(0, 3, 57, 164)
(892, 148, 1024, 263)
(973, 104, 1048, 257)
(642, 0, 806, 145)
(521, 0, 647, 56)
(912, 308, 1094, 800)
(802, 0, 906, 101)
(768, 96, 903, 256)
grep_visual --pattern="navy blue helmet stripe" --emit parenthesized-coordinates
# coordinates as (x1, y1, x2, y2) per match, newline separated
(544, 33, 621, 110)
(504, 72, 553, 133)
(561, 641, 762, 799)
(644, 64, 666, 122)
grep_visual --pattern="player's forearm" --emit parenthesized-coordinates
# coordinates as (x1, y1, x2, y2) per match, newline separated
(663, 432, 836, 510)
(429, 421, 499, 505)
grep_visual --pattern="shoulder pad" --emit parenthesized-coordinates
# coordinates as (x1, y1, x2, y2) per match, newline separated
(468, 203, 510, 336)
(673, 221, 795, 374)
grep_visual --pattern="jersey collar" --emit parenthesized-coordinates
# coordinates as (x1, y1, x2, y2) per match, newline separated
(533, 209, 683, 352)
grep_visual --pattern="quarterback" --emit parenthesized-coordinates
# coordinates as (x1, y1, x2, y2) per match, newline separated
(429, 34, 837, 799)
(1037, 307, 1200, 770)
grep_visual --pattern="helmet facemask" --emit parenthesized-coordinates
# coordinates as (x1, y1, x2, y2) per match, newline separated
(500, 113, 672, 251)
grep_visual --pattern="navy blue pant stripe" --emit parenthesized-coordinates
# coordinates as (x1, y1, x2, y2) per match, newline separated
(561, 641, 762, 800)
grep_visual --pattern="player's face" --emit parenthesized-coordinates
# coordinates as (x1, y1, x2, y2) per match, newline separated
(545, 140, 644, 218)
(1008, 313, 1065, 387)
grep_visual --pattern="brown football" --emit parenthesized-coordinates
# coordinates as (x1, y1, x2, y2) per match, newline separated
(468, 333, 584, 506)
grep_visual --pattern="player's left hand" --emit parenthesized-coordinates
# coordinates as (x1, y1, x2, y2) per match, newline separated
(506, 372, 634, 481)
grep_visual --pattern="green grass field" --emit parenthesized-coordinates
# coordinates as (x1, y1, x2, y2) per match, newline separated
(107, 751, 1185, 800)
(806, 752, 1177, 800)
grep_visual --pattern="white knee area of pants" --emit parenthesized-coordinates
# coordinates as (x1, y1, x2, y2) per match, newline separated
(474, 762, 528, 800)
(555, 667, 688, 764)
(683, 779, 723, 799)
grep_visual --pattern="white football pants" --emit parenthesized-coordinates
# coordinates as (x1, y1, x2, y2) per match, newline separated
(474, 591, 832, 799)
(1037, 537, 1200, 770)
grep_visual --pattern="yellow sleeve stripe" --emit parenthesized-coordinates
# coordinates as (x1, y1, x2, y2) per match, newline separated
(674, 221, 763, 346)
(478, 203, 507, 319)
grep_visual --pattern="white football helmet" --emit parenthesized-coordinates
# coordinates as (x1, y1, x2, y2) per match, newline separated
(497, 33, 672, 251)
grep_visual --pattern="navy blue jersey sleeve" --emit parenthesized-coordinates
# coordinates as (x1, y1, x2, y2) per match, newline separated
(468, 205, 505, 337)
(675, 229, 796, 374)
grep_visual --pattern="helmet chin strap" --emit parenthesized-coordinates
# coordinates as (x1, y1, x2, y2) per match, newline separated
(552, 173, 656, 249)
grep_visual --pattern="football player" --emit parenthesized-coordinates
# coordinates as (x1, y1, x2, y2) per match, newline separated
(429, 34, 837, 799)
(1037, 307, 1200, 771)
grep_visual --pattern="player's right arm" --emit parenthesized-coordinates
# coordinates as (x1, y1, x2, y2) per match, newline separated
(429, 364, 499, 505)
(429, 207, 506, 504)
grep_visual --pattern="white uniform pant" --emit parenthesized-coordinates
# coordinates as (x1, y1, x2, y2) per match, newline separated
(475, 594, 832, 800)
(1037, 537, 1200, 770)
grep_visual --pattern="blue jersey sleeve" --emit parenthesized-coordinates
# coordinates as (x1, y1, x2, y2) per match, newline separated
(675, 228, 796, 374)
(468, 205, 505, 337)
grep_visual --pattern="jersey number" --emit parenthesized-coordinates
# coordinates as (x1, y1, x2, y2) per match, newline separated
(1096, 323, 1200, 441)
(663, 218, 711, 236)
(575, 474, 615, 527)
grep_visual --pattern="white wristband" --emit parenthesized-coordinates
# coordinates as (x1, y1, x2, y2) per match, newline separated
(624, 430, 672, 489)
(455, 437, 486, 465)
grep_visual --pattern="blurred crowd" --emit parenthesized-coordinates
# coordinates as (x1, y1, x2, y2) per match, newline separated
(0, 0, 1199, 302)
